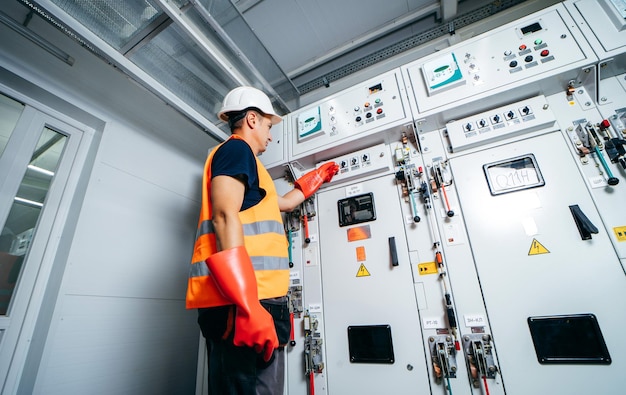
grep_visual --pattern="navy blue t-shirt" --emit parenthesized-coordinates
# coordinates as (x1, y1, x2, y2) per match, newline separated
(211, 138, 265, 211)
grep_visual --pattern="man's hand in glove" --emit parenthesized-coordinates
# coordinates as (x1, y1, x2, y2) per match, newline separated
(205, 246, 278, 361)
(295, 162, 340, 199)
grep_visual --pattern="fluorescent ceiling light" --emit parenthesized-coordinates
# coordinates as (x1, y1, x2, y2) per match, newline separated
(14, 197, 44, 208)
(0, 9, 74, 66)
(27, 164, 54, 176)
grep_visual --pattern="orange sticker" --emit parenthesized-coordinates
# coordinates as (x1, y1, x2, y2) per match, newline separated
(347, 225, 371, 242)
(356, 246, 366, 261)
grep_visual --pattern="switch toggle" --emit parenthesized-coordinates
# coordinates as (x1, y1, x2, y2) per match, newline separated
(569, 204, 599, 240)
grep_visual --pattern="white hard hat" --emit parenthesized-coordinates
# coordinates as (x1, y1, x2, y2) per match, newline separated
(218, 86, 282, 125)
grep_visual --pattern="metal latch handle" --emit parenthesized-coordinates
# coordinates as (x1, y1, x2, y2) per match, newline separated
(389, 236, 399, 266)
(569, 204, 599, 240)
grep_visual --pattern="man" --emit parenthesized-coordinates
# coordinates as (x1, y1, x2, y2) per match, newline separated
(187, 86, 338, 394)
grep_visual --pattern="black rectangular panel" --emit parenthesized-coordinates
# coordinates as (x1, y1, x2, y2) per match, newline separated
(338, 193, 376, 227)
(527, 314, 611, 364)
(521, 22, 542, 35)
(347, 325, 394, 364)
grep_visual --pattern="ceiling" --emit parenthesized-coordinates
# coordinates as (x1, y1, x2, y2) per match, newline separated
(3, 0, 547, 139)
(237, 0, 492, 93)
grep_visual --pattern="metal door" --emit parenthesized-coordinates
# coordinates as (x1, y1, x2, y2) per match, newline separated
(316, 173, 430, 394)
(449, 130, 626, 394)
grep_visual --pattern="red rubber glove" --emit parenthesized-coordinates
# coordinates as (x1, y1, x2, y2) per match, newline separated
(205, 246, 278, 361)
(295, 162, 340, 199)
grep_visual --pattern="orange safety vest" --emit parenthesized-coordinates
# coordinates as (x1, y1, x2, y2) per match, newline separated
(186, 136, 290, 309)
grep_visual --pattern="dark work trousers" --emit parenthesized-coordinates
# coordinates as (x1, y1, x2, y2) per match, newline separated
(198, 296, 291, 395)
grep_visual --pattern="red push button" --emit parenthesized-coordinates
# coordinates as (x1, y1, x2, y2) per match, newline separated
(600, 119, 611, 129)
(540, 49, 550, 57)
(519, 44, 527, 51)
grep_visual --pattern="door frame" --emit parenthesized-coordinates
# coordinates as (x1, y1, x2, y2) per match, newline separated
(0, 84, 96, 393)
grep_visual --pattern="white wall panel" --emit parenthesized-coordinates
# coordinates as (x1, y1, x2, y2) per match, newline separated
(61, 123, 201, 299)
(34, 296, 197, 395)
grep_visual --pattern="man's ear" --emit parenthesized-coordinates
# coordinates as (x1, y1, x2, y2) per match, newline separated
(244, 110, 258, 129)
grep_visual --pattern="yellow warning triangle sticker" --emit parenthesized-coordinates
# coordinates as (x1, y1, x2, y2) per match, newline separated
(356, 263, 371, 277)
(528, 238, 550, 255)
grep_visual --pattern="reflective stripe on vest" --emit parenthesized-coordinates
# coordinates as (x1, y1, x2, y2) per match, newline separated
(186, 136, 289, 309)
(195, 219, 286, 245)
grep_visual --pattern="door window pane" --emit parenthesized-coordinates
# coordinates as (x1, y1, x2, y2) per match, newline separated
(0, 128, 67, 315)
(0, 94, 25, 158)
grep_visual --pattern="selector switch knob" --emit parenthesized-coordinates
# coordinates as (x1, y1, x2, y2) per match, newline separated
(600, 119, 611, 129)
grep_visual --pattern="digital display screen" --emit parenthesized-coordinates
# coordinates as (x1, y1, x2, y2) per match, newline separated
(338, 193, 376, 227)
(369, 83, 383, 94)
(527, 314, 611, 364)
(521, 22, 542, 35)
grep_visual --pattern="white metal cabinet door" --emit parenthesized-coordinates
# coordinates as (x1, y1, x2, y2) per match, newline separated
(316, 174, 430, 395)
(449, 130, 626, 394)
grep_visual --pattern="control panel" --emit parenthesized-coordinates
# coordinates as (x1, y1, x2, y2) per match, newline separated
(422, 52, 465, 95)
(278, 3, 626, 395)
(403, 5, 595, 115)
(315, 143, 392, 187)
(445, 95, 556, 152)
(289, 69, 408, 159)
